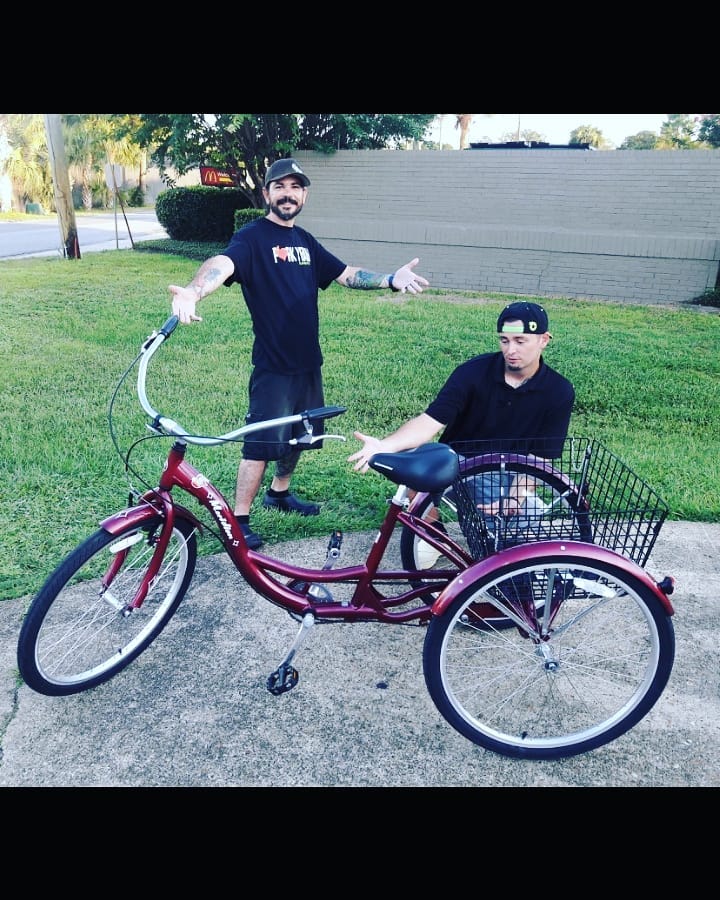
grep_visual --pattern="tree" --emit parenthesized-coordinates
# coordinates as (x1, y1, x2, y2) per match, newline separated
(498, 129, 546, 144)
(63, 114, 104, 210)
(120, 114, 437, 207)
(455, 115, 473, 150)
(569, 125, 612, 149)
(619, 131, 660, 150)
(0, 114, 54, 210)
(296, 113, 434, 150)
(1, 114, 150, 213)
(64, 114, 147, 209)
(657, 114, 698, 149)
(697, 114, 720, 147)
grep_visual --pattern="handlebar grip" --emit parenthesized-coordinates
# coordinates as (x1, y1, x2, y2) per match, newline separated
(160, 315, 179, 338)
(304, 406, 347, 421)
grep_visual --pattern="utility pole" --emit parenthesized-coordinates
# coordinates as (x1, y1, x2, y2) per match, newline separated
(43, 114, 81, 259)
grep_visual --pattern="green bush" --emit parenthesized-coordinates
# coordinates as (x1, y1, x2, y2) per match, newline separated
(688, 288, 720, 309)
(234, 208, 265, 230)
(136, 239, 227, 260)
(127, 185, 146, 207)
(155, 186, 253, 243)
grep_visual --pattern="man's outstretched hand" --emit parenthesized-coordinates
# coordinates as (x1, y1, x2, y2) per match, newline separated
(347, 430, 384, 473)
(392, 258, 430, 294)
(169, 284, 203, 324)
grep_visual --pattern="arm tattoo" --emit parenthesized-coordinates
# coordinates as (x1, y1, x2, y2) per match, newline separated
(193, 264, 226, 299)
(345, 269, 388, 290)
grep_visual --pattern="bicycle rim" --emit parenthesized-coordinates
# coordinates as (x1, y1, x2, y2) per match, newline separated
(423, 555, 675, 759)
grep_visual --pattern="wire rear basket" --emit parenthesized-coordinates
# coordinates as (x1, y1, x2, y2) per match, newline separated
(450, 437, 668, 567)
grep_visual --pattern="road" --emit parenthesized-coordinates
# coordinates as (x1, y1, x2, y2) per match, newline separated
(0, 210, 167, 259)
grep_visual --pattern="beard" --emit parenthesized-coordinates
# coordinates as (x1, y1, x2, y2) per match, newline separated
(270, 197, 303, 222)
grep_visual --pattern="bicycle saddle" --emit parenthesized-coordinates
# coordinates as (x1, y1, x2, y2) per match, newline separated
(369, 443, 459, 492)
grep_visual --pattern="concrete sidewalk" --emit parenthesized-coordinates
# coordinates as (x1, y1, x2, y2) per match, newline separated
(1, 521, 718, 788)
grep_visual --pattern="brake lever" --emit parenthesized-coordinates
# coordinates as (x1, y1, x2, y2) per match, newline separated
(289, 433, 346, 446)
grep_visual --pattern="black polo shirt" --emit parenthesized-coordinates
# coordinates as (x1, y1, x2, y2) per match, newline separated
(425, 351, 575, 458)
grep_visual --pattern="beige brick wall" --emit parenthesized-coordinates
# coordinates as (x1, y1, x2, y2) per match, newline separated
(293, 149, 720, 305)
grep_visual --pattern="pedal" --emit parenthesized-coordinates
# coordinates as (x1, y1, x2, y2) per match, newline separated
(327, 529, 343, 557)
(266, 612, 314, 695)
(267, 664, 299, 695)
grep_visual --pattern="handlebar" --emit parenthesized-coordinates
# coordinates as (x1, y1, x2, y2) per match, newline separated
(137, 316, 347, 447)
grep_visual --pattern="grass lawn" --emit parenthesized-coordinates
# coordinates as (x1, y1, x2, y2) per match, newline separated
(1, 242, 719, 602)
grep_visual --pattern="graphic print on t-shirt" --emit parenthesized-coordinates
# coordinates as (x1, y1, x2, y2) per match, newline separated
(272, 244, 311, 266)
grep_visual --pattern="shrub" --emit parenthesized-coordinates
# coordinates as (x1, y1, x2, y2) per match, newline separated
(127, 186, 146, 207)
(687, 288, 720, 309)
(234, 208, 265, 230)
(155, 186, 253, 243)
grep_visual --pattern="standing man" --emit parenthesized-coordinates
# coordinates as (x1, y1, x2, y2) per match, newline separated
(169, 157, 429, 549)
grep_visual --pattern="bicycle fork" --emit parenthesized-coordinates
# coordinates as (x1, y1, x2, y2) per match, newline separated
(103, 500, 177, 612)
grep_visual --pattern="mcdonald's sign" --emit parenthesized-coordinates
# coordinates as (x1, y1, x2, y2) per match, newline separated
(200, 167, 235, 187)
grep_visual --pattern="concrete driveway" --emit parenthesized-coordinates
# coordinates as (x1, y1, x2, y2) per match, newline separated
(1, 521, 718, 788)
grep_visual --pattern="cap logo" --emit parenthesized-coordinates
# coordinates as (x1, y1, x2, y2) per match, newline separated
(498, 302, 547, 335)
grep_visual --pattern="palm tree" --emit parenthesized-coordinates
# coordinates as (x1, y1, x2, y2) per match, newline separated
(0, 114, 54, 210)
(455, 114, 473, 150)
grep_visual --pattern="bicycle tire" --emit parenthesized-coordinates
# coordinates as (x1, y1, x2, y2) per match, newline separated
(422, 551, 675, 759)
(17, 515, 197, 696)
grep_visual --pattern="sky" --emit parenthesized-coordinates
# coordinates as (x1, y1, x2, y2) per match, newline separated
(429, 114, 671, 149)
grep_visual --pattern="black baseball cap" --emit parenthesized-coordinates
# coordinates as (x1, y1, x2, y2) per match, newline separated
(264, 158, 311, 188)
(497, 301, 549, 335)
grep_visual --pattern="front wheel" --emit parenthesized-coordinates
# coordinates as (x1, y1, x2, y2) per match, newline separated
(17, 516, 197, 696)
(423, 552, 675, 759)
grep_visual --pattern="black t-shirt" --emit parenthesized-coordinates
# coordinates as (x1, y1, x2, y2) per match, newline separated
(222, 217, 346, 373)
(425, 351, 575, 458)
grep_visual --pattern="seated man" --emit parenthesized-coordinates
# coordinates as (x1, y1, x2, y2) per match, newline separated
(348, 301, 575, 557)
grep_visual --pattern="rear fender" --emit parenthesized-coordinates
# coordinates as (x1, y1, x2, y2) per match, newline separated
(433, 539, 674, 616)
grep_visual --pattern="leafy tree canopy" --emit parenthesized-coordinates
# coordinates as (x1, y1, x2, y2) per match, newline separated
(619, 131, 660, 150)
(497, 129, 546, 144)
(697, 114, 720, 147)
(116, 113, 437, 207)
(569, 125, 612, 149)
(657, 113, 699, 149)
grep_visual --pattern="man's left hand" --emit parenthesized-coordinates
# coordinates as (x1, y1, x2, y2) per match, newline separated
(392, 258, 430, 294)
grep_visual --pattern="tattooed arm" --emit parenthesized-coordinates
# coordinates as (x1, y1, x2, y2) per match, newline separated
(336, 257, 429, 295)
(168, 255, 235, 324)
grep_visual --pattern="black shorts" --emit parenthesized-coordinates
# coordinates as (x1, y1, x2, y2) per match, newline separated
(242, 368, 325, 462)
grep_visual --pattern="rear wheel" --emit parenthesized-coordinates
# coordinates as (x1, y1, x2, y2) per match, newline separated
(401, 455, 590, 572)
(400, 455, 590, 626)
(423, 552, 675, 759)
(17, 516, 197, 696)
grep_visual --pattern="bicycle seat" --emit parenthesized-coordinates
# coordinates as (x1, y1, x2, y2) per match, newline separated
(369, 443, 459, 492)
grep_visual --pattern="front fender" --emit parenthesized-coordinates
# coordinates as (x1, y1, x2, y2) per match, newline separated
(100, 500, 205, 535)
(432, 540, 674, 616)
